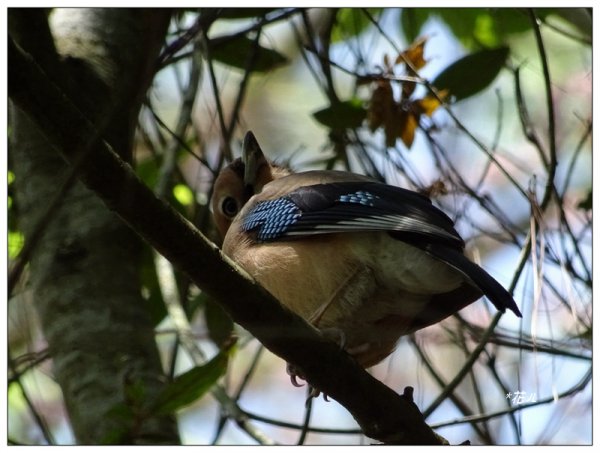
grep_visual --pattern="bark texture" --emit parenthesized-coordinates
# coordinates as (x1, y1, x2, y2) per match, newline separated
(10, 9, 179, 444)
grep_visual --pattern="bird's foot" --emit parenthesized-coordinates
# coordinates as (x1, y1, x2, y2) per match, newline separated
(306, 386, 329, 404)
(285, 326, 346, 402)
(285, 326, 346, 388)
(286, 363, 327, 402)
(286, 362, 306, 388)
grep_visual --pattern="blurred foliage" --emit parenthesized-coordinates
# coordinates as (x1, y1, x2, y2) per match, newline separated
(363, 37, 449, 148)
(331, 8, 381, 43)
(210, 36, 288, 72)
(136, 158, 160, 190)
(173, 183, 194, 206)
(8, 231, 25, 260)
(313, 98, 366, 130)
(313, 33, 506, 147)
(400, 8, 591, 49)
(431, 46, 509, 101)
(8, 7, 592, 445)
(204, 298, 234, 348)
(8, 170, 22, 259)
(149, 344, 232, 416)
(140, 248, 168, 326)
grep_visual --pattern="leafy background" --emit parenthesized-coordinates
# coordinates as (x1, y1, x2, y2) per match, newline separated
(8, 8, 591, 445)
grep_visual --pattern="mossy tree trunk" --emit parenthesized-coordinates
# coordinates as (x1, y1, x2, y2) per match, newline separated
(9, 9, 180, 444)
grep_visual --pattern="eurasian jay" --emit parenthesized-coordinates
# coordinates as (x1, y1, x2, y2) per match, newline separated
(211, 131, 522, 370)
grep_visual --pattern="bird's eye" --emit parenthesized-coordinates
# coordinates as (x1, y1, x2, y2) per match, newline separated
(221, 196, 239, 218)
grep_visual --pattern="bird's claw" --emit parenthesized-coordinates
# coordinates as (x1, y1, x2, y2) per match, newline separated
(285, 327, 349, 401)
(287, 362, 332, 402)
(287, 362, 306, 387)
(290, 373, 305, 388)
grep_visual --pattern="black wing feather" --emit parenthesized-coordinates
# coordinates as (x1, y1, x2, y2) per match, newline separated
(420, 243, 522, 317)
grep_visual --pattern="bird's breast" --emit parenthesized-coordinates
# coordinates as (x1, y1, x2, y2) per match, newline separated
(222, 230, 465, 367)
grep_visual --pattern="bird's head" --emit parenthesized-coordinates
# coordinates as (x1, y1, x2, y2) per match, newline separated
(211, 131, 291, 238)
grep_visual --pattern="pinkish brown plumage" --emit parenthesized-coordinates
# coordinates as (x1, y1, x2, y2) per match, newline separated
(211, 132, 521, 370)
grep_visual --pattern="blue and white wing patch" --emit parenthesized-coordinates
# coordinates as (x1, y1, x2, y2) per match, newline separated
(242, 197, 302, 241)
(241, 182, 464, 247)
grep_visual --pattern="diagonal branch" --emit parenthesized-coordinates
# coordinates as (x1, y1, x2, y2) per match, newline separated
(8, 35, 442, 445)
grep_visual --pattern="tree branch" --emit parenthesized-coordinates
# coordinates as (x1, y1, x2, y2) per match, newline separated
(8, 35, 442, 445)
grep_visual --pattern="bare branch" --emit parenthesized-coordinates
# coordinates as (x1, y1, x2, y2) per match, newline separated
(8, 34, 442, 445)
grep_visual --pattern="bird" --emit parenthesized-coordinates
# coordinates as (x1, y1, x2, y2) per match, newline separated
(211, 131, 522, 372)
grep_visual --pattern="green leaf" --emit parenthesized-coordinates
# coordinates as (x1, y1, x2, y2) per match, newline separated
(8, 230, 24, 259)
(485, 9, 537, 42)
(332, 9, 379, 43)
(140, 249, 167, 326)
(210, 36, 288, 72)
(436, 9, 489, 47)
(401, 9, 535, 49)
(313, 99, 367, 130)
(205, 298, 234, 348)
(472, 12, 500, 48)
(173, 184, 194, 206)
(432, 46, 509, 102)
(401, 9, 489, 48)
(149, 350, 229, 415)
(136, 158, 159, 188)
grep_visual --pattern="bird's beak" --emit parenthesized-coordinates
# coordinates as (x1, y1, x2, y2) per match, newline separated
(242, 131, 264, 193)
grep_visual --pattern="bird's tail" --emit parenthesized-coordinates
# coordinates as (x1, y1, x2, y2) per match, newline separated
(424, 244, 522, 318)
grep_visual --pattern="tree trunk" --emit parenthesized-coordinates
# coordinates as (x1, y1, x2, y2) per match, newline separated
(9, 9, 180, 444)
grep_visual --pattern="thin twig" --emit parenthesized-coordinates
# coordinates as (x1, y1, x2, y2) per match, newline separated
(211, 343, 265, 444)
(528, 9, 557, 211)
(297, 390, 313, 444)
(154, 253, 275, 445)
(8, 349, 55, 444)
(430, 369, 591, 430)
(8, 349, 51, 385)
(223, 26, 263, 143)
(539, 14, 591, 45)
(423, 313, 501, 419)
(200, 31, 231, 161)
(155, 42, 204, 198)
(409, 337, 490, 442)
(243, 409, 362, 435)
(484, 352, 522, 444)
